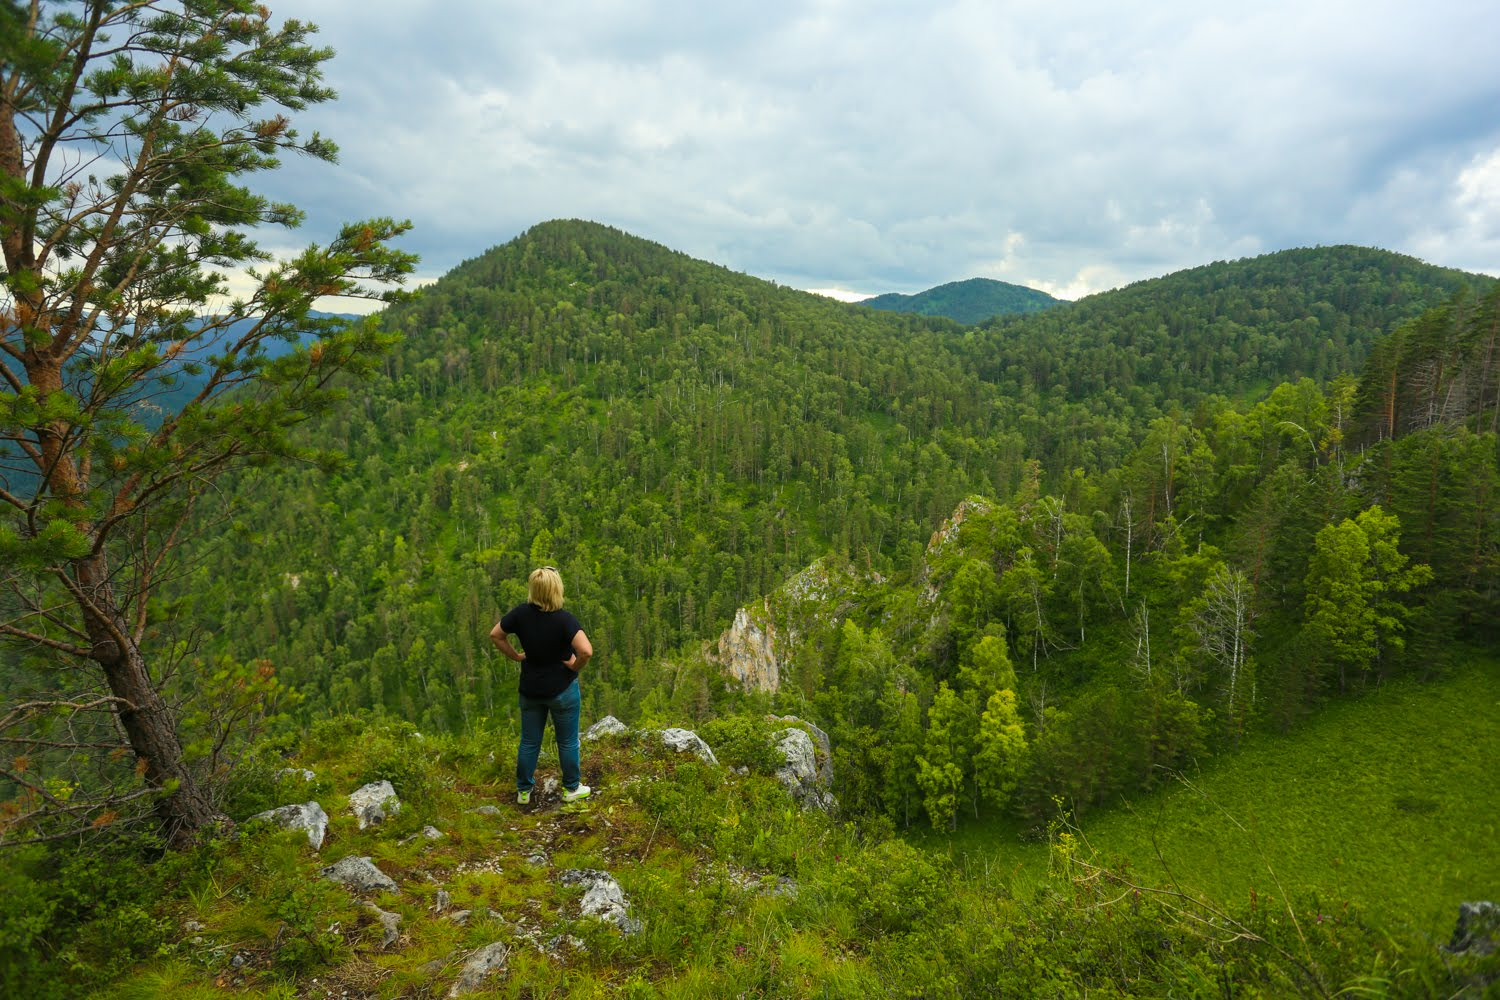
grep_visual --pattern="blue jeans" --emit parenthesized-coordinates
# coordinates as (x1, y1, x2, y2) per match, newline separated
(516, 679, 582, 792)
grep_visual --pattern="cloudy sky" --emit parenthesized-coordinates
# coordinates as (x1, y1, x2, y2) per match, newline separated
(258, 0, 1500, 308)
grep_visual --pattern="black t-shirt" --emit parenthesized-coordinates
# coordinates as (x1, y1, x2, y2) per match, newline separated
(500, 603, 583, 699)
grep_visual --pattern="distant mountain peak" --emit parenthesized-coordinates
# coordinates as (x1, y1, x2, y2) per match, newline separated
(863, 277, 1060, 325)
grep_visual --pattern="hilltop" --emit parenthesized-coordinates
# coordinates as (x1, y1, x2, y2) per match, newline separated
(863, 276, 1061, 324)
(7, 698, 1493, 997)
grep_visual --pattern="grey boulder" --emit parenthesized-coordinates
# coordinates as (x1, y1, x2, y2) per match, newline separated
(449, 940, 510, 996)
(658, 727, 718, 765)
(560, 868, 642, 935)
(771, 727, 837, 812)
(249, 801, 329, 850)
(348, 780, 400, 829)
(585, 716, 628, 740)
(320, 856, 397, 894)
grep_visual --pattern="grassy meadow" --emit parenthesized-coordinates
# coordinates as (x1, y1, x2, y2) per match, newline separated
(937, 656, 1500, 944)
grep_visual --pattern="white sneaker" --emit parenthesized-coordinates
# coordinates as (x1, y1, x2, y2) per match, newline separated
(561, 784, 591, 803)
(517, 789, 531, 805)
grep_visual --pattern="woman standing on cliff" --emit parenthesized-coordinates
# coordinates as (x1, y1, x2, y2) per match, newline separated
(489, 567, 593, 805)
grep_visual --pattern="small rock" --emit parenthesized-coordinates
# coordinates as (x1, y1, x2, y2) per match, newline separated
(729, 868, 799, 898)
(449, 940, 510, 996)
(320, 856, 398, 894)
(526, 851, 549, 866)
(248, 801, 329, 850)
(184, 920, 205, 933)
(658, 727, 719, 765)
(1445, 900, 1500, 955)
(471, 805, 502, 817)
(365, 902, 402, 948)
(445, 909, 472, 926)
(275, 767, 316, 783)
(584, 716, 627, 741)
(544, 933, 588, 958)
(559, 868, 642, 935)
(434, 889, 451, 914)
(542, 777, 559, 797)
(348, 780, 401, 829)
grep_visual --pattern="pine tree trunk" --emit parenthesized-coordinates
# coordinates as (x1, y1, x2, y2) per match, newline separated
(76, 553, 225, 846)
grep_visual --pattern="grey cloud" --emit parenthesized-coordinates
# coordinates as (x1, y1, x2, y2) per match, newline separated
(249, 0, 1500, 301)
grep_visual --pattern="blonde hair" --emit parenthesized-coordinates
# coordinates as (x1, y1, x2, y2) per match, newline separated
(527, 566, 564, 611)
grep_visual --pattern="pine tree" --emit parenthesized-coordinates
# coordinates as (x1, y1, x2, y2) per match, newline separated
(1, 0, 414, 844)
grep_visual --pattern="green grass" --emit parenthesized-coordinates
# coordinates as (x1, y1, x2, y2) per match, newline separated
(22, 686, 1500, 997)
(944, 658, 1500, 941)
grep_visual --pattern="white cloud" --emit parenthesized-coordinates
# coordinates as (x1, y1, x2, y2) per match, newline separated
(245, 0, 1500, 296)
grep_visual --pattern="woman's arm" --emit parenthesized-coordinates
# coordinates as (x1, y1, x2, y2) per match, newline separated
(489, 622, 525, 663)
(566, 630, 593, 672)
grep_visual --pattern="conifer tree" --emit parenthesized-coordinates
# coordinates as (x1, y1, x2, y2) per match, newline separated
(1, 0, 414, 844)
(916, 681, 968, 831)
(973, 688, 1027, 811)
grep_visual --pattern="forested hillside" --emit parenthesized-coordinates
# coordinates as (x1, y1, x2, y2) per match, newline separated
(167, 221, 1494, 753)
(862, 276, 1060, 323)
(5, 219, 1498, 998)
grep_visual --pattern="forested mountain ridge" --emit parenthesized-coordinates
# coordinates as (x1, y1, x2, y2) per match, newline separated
(163, 220, 1493, 743)
(863, 276, 1061, 323)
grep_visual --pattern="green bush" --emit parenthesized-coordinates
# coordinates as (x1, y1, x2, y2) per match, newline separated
(698, 714, 785, 775)
(821, 838, 957, 935)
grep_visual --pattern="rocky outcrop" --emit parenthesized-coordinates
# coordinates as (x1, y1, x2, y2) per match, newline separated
(348, 780, 400, 829)
(919, 496, 995, 603)
(659, 727, 719, 765)
(771, 729, 836, 813)
(585, 716, 628, 740)
(320, 856, 398, 894)
(710, 557, 866, 693)
(716, 606, 782, 692)
(249, 801, 328, 850)
(559, 869, 642, 935)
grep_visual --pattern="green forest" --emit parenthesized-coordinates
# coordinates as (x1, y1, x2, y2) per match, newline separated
(6, 220, 1499, 995)
(161, 222, 1495, 753)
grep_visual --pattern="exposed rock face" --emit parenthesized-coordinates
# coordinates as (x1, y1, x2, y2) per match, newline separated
(449, 941, 510, 996)
(1445, 901, 1499, 955)
(659, 727, 719, 765)
(711, 557, 866, 693)
(770, 726, 837, 813)
(920, 496, 994, 603)
(585, 716, 628, 740)
(559, 869, 642, 935)
(717, 606, 781, 692)
(348, 780, 400, 829)
(249, 801, 328, 850)
(320, 856, 398, 894)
